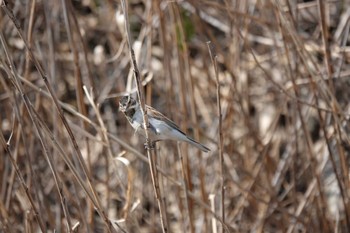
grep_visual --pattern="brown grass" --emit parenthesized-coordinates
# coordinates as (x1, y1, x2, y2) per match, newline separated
(1, 0, 350, 232)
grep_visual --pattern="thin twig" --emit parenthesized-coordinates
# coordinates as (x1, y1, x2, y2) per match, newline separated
(0, 38, 46, 233)
(120, 0, 168, 232)
(0, 31, 71, 232)
(0, 129, 46, 232)
(207, 41, 225, 232)
(1, 2, 115, 232)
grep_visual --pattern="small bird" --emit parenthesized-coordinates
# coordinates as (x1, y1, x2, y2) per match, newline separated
(119, 95, 210, 152)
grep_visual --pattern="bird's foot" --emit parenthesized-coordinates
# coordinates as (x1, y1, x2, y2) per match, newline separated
(144, 140, 156, 150)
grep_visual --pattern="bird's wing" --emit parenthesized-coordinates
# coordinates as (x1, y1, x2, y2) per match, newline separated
(146, 105, 186, 135)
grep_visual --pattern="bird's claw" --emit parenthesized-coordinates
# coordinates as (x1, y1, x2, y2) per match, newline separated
(144, 141, 156, 150)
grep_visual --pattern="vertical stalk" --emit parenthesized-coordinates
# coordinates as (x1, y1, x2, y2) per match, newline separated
(207, 42, 225, 232)
(120, 1, 168, 232)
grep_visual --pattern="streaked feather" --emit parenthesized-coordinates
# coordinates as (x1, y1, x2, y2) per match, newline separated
(119, 96, 210, 152)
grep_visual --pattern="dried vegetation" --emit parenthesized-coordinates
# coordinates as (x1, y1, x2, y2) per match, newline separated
(1, 0, 350, 232)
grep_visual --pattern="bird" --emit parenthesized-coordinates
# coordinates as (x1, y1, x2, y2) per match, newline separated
(118, 95, 210, 152)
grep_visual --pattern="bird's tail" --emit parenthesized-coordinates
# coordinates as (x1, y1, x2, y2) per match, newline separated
(185, 136, 210, 152)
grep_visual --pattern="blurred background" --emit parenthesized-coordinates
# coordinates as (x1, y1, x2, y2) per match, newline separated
(1, 0, 350, 232)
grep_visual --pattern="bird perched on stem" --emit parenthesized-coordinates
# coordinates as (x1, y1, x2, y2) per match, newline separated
(119, 95, 210, 152)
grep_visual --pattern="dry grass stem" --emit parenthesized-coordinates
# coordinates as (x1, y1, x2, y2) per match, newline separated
(1, 0, 350, 232)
